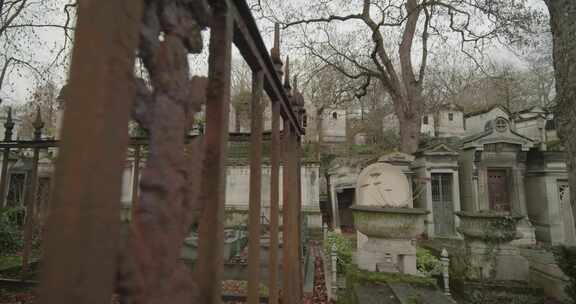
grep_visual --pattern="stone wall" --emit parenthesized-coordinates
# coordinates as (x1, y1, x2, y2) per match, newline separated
(458, 149, 476, 212)
(437, 110, 465, 137)
(322, 109, 347, 143)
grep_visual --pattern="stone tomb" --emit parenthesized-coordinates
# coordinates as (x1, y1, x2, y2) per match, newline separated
(352, 158, 428, 275)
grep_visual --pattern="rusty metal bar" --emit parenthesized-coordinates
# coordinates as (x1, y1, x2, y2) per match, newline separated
(247, 69, 264, 304)
(21, 145, 39, 273)
(37, 0, 143, 302)
(130, 145, 141, 225)
(0, 147, 9, 208)
(296, 135, 303, 299)
(0, 131, 275, 151)
(195, 2, 233, 303)
(268, 101, 281, 304)
(0, 107, 14, 208)
(281, 119, 290, 304)
(289, 127, 302, 302)
(282, 123, 301, 303)
(21, 109, 44, 274)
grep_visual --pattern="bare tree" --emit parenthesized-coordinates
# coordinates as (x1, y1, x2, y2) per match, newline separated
(230, 58, 255, 132)
(254, 0, 542, 153)
(17, 79, 59, 138)
(0, 0, 76, 98)
(301, 63, 359, 156)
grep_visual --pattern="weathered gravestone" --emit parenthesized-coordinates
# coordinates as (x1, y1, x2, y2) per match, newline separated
(352, 156, 428, 275)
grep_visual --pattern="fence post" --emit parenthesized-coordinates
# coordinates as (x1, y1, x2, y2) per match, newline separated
(21, 108, 44, 274)
(247, 69, 264, 304)
(269, 23, 283, 304)
(196, 2, 233, 303)
(130, 144, 141, 226)
(0, 107, 14, 208)
(331, 243, 338, 299)
(37, 0, 143, 302)
(268, 101, 281, 304)
(441, 248, 451, 296)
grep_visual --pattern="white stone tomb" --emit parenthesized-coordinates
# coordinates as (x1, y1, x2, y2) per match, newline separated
(353, 161, 428, 274)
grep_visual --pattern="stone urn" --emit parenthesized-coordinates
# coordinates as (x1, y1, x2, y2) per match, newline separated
(455, 211, 523, 242)
(353, 158, 426, 274)
(351, 205, 429, 239)
(455, 211, 528, 281)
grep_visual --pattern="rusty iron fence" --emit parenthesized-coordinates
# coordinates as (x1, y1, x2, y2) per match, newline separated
(0, 1, 308, 304)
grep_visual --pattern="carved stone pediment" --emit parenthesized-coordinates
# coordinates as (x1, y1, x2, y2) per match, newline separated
(378, 152, 415, 164)
(420, 143, 459, 156)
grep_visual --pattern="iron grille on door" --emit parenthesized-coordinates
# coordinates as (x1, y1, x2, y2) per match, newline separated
(487, 169, 510, 212)
(6, 173, 26, 207)
(431, 173, 455, 236)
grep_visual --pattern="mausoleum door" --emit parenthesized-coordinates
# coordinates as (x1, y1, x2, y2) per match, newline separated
(431, 173, 455, 236)
(559, 182, 576, 245)
(487, 169, 510, 212)
(337, 189, 355, 232)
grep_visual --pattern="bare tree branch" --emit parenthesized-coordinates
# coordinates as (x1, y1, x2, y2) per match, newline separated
(5, 23, 74, 30)
(418, 4, 431, 84)
(0, 0, 26, 36)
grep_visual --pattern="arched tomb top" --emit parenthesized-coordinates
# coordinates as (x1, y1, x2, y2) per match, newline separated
(356, 162, 411, 208)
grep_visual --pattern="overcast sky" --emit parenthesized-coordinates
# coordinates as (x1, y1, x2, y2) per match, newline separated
(2, 0, 548, 105)
(1, 0, 72, 105)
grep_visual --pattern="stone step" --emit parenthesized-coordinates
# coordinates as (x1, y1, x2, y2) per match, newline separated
(454, 280, 557, 304)
(388, 282, 456, 304)
(349, 279, 456, 304)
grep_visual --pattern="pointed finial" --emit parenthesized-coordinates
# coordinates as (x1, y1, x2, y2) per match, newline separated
(274, 23, 280, 52)
(271, 23, 281, 63)
(284, 56, 291, 90)
(6, 107, 12, 123)
(4, 107, 14, 141)
(270, 23, 284, 80)
(291, 75, 305, 109)
(274, 22, 280, 49)
(293, 75, 299, 92)
(33, 107, 44, 140)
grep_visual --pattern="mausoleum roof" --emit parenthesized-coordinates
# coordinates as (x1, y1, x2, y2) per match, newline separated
(464, 104, 510, 118)
(461, 117, 534, 151)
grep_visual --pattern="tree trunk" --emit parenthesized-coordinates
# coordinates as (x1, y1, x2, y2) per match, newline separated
(316, 107, 324, 158)
(397, 107, 421, 154)
(546, 0, 576, 230)
(0, 58, 11, 92)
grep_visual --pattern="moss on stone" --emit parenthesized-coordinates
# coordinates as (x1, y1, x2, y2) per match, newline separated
(0, 255, 22, 271)
(345, 265, 437, 288)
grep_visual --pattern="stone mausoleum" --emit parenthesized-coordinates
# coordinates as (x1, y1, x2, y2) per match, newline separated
(328, 103, 575, 247)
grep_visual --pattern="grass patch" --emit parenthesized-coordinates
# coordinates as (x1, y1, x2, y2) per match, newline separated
(0, 257, 39, 281)
(346, 265, 437, 288)
(0, 256, 22, 271)
(338, 266, 437, 304)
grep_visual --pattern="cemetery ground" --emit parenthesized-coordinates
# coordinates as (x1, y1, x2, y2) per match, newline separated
(327, 233, 563, 304)
(0, 245, 328, 304)
(0, 228, 572, 303)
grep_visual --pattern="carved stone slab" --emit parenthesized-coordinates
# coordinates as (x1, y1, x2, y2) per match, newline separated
(356, 162, 411, 207)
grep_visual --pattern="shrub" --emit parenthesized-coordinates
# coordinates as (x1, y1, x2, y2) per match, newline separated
(554, 245, 576, 303)
(0, 207, 24, 256)
(325, 231, 353, 272)
(345, 264, 437, 288)
(416, 248, 442, 276)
